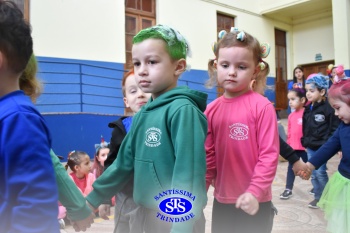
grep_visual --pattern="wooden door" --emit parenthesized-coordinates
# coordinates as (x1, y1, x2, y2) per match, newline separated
(301, 60, 334, 79)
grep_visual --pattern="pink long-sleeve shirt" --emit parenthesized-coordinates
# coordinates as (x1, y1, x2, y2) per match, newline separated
(205, 91, 279, 203)
(287, 108, 305, 150)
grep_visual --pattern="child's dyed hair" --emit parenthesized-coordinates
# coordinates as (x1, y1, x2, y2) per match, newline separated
(121, 69, 134, 97)
(207, 30, 270, 93)
(0, 1, 33, 73)
(328, 79, 350, 105)
(292, 66, 305, 87)
(306, 73, 329, 95)
(133, 24, 190, 61)
(19, 54, 42, 102)
(65, 150, 89, 172)
(289, 87, 306, 102)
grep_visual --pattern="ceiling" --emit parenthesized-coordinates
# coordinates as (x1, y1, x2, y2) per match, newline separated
(261, 0, 333, 25)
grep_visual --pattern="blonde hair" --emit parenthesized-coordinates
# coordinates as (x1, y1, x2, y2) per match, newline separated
(207, 31, 269, 94)
(19, 54, 42, 102)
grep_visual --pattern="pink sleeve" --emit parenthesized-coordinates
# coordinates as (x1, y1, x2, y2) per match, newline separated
(246, 104, 279, 200)
(205, 110, 216, 191)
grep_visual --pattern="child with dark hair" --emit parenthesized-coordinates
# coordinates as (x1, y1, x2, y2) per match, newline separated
(302, 74, 339, 208)
(280, 88, 308, 199)
(92, 136, 109, 179)
(66, 150, 96, 197)
(288, 66, 305, 90)
(0, 1, 59, 232)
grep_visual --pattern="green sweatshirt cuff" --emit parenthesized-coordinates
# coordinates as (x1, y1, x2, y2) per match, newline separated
(86, 190, 102, 209)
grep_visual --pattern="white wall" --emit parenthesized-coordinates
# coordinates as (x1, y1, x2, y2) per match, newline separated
(293, 17, 334, 65)
(30, 0, 125, 63)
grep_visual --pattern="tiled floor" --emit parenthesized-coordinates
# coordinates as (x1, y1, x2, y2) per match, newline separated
(62, 119, 337, 233)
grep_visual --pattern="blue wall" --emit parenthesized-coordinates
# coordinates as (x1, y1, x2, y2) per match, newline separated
(37, 57, 278, 161)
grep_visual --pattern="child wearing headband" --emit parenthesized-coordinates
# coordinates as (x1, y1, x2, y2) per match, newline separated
(87, 25, 208, 233)
(206, 28, 279, 232)
(301, 74, 339, 209)
(280, 88, 307, 200)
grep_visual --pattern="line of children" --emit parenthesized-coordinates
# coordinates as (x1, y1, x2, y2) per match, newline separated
(103, 70, 151, 232)
(205, 27, 279, 233)
(86, 25, 208, 233)
(280, 87, 308, 199)
(298, 79, 350, 233)
(301, 73, 339, 208)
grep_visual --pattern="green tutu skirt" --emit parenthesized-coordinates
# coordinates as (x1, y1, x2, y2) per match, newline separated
(318, 171, 350, 233)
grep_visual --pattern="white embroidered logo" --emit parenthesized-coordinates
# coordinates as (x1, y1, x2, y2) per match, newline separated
(145, 127, 162, 147)
(229, 123, 249, 140)
(297, 117, 303, 125)
(314, 114, 325, 122)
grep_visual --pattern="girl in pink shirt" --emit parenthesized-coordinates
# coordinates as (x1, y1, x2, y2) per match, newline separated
(205, 28, 279, 233)
(280, 88, 307, 199)
(65, 150, 95, 197)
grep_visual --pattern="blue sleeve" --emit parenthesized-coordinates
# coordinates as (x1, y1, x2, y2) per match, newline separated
(309, 126, 341, 169)
(0, 112, 59, 233)
(288, 81, 293, 90)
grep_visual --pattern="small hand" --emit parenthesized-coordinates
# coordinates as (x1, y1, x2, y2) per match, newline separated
(98, 204, 111, 220)
(292, 159, 308, 176)
(235, 192, 259, 215)
(71, 213, 95, 232)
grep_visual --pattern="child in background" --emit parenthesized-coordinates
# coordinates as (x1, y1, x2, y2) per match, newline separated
(288, 66, 305, 90)
(301, 74, 339, 208)
(280, 88, 308, 199)
(0, 2, 59, 232)
(87, 24, 208, 233)
(103, 70, 150, 233)
(65, 150, 96, 196)
(299, 79, 350, 233)
(92, 136, 109, 179)
(206, 28, 279, 233)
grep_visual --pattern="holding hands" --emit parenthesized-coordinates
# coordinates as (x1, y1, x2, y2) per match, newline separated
(292, 160, 315, 180)
(71, 213, 95, 232)
(235, 192, 259, 215)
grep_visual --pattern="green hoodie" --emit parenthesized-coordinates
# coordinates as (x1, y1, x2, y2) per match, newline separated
(87, 86, 208, 232)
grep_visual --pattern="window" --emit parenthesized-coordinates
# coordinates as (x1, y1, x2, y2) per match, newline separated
(216, 13, 235, 97)
(9, 0, 29, 21)
(125, 0, 156, 69)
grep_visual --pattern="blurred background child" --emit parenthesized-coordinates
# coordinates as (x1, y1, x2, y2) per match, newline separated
(280, 87, 307, 200)
(65, 150, 95, 196)
(92, 136, 109, 179)
(288, 66, 305, 90)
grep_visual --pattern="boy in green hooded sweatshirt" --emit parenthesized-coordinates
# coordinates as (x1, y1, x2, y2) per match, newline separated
(86, 25, 208, 233)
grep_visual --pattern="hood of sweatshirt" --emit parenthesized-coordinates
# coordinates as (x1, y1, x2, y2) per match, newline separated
(143, 86, 208, 112)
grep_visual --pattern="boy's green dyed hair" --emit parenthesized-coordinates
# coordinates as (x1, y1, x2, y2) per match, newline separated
(133, 24, 190, 60)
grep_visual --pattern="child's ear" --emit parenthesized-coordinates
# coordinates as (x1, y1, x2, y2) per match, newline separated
(301, 97, 306, 104)
(252, 65, 260, 79)
(321, 89, 326, 97)
(74, 164, 79, 171)
(123, 97, 130, 108)
(174, 58, 187, 76)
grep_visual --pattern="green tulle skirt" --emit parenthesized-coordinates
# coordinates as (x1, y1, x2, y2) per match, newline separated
(317, 171, 350, 233)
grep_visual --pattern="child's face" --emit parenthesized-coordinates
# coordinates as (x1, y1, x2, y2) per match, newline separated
(287, 91, 304, 110)
(331, 68, 337, 78)
(75, 154, 91, 176)
(97, 148, 109, 166)
(132, 38, 182, 99)
(216, 46, 258, 98)
(330, 98, 350, 124)
(305, 83, 325, 104)
(294, 69, 303, 81)
(123, 74, 151, 113)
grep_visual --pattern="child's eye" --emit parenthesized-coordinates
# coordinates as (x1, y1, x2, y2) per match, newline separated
(133, 61, 140, 67)
(221, 63, 228, 68)
(239, 65, 246, 70)
(148, 60, 157, 64)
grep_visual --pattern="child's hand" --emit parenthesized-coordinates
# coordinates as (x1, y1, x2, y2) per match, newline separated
(71, 212, 95, 232)
(235, 192, 259, 215)
(296, 162, 314, 180)
(98, 204, 111, 220)
(292, 160, 308, 176)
